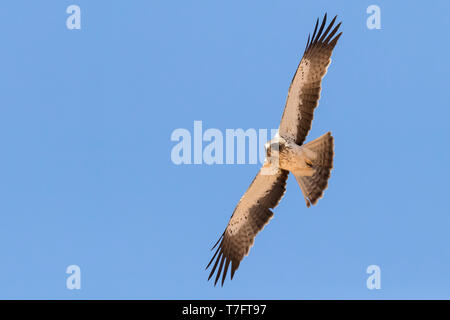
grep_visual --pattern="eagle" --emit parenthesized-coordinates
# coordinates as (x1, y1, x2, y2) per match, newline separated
(207, 13, 342, 286)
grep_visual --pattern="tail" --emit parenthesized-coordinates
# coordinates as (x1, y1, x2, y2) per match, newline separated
(293, 132, 334, 207)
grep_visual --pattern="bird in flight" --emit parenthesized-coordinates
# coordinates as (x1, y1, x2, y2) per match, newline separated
(207, 13, 342, 286)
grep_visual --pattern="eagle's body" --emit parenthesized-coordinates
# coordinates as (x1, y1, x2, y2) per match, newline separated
(207, 14, 342, 286)
(266, 135, 316, 176)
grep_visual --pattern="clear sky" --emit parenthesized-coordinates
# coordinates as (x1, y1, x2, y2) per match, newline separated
(0, 0, 449, 299)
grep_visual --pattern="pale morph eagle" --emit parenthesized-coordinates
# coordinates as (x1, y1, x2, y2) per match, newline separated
(207, 14, 342, 286)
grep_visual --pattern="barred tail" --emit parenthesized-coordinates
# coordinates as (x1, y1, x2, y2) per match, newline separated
(293, 132, 334, 207)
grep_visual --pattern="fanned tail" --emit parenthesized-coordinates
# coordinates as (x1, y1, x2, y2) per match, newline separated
(293, 132, 334, 207)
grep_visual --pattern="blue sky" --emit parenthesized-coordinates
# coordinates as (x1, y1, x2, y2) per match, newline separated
(0, 1, 449, 299)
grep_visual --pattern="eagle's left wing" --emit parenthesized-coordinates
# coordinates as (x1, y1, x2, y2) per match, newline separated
(207, 166, 289, 286)
(279, 14, 342, 145)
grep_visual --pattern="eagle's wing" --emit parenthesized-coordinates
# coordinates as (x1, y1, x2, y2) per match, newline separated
(207, 166, 289, 286)
(279, 14, 342, 145)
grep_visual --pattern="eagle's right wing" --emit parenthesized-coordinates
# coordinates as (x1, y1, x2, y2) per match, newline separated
(279, 14, 342, 145)
(206, 165, 289, 286)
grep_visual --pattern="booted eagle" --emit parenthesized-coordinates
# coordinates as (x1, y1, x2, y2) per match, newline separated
(207, 13, 342, 286)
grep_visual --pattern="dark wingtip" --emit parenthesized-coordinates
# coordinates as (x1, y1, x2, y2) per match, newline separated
(210, 233, 224, 250)
(206, 243, 220, 270)
(330, 31, 343, 46)
(305, 13, 342, 53)
(221, 259, 230, 286)
(207, 234, 232, 286)
(310, 17, 320, 45)
(214, 254, 225, 286)
(314, 14, 327, 44)
(304, 34, 311, 53)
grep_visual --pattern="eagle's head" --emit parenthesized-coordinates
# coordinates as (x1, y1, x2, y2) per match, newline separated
(264, 141, 277, 159)
(264, 134, 285, 167)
